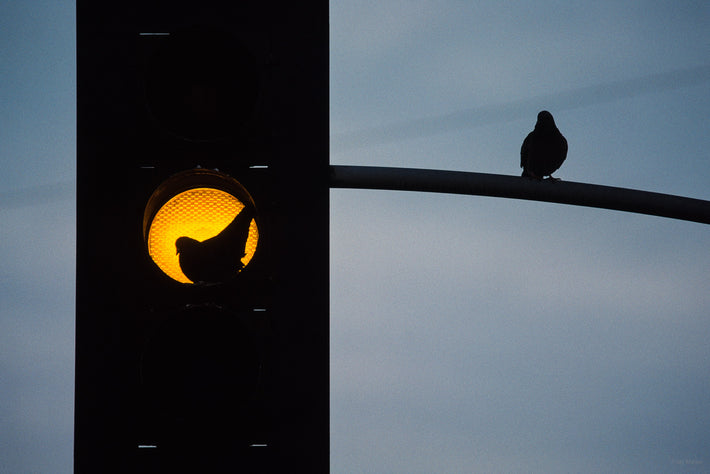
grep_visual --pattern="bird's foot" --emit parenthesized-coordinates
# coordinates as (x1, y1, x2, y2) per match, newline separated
(545, 176, 561, 182)
(522, 171, 542, 180)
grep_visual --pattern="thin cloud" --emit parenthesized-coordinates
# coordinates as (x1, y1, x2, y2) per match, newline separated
(0, 181, 74, 210)
(332, 64, 710, 150)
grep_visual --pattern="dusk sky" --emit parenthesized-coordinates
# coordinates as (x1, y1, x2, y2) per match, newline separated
(2, 1, 710, 472)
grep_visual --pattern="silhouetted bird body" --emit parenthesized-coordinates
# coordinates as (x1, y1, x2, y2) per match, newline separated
(176, 205, 255, 284)
(521, 110, 567, 179)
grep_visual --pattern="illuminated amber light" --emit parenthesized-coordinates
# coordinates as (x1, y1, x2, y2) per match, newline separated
(147, 187, 258, 284)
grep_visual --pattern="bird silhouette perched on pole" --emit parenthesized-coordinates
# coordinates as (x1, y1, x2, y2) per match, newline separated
(175, 204, 255, 284)
(520, 110, 567, 180)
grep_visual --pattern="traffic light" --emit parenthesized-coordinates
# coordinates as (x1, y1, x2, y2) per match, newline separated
(76, 2, 328, 472)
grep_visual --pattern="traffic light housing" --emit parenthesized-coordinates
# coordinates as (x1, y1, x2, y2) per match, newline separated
(76, 2, 328, 472)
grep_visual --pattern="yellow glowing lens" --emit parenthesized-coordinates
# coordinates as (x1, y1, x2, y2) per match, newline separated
(147, 187, 258, 284)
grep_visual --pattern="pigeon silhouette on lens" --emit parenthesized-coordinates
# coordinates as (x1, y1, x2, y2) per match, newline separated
(176, 204, 255, 284)
(521, 110, 567, 180)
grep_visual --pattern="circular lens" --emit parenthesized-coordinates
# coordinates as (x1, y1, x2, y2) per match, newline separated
(144, 169, 259, 284)
(140, 305, 261, 444)
(144, 29, 259, 141)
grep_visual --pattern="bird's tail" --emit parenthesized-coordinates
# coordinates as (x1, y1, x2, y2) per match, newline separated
(228, 204, 256, 257)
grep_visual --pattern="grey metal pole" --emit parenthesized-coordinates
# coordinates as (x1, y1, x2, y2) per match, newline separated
(329, 165, 710, 225)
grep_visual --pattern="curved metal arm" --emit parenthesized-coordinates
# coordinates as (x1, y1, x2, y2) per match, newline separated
(330, 165, 710, 225)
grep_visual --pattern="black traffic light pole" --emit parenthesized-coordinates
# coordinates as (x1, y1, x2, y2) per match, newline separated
(330, 165, 710, 225)
(76, 2, 328, 473)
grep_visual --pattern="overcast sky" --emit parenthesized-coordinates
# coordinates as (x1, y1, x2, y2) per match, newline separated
(1, 1, 710, 472)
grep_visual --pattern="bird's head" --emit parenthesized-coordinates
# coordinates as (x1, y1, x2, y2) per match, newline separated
(175, 236, 199, 255)
(536, 110, 556, 129)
